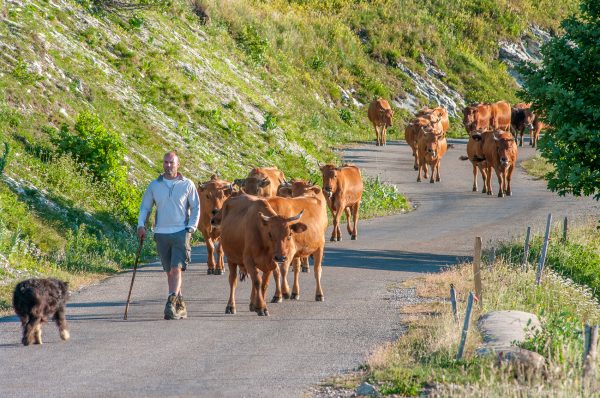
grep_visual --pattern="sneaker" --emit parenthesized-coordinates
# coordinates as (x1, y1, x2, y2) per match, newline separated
(175, 295, 188, 319)
(164, 293, 178, 320)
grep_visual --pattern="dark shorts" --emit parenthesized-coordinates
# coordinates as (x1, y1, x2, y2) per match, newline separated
(154, 230, 191, 272)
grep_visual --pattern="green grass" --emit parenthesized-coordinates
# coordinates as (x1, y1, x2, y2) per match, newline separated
(351, 223, 600, 396)
(521, 153, 555, 179)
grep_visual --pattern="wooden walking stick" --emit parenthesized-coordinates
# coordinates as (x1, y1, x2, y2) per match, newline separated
(124, 236, 145, 320)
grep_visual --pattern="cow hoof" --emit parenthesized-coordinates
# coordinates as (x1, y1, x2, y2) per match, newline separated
(291, 293, 299, 300)
(301, 267, 309, 273)
(436, 177, 440, 182)
(215, 269, 223, 275)
(498, 192, 504, 197)
(413, 166, 418, 171)
(507, 191, 512, 196)
(283, 293, 291, 300)
(257, 308, 269, 316)
(249, 303, 256, 312)
(417, 178, 421, 182)
(315, 295, 324, 302)
(430, 179, 434, 184)
(472, 187, 477, 192)
(207, 268, 214, 275)
(336, 236, 341, 242)
(225, 306, 236, 314)
(351, 235, 357, 240)
(330, 237, 336, 242)
(482, 188, 487, 194)
(271, 296, 282, 303)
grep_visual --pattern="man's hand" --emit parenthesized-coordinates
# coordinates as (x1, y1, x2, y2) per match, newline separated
(137, 226, 146, 241)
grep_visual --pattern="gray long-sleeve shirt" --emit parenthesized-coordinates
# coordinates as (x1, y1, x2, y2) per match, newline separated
(137, 174, 200, 234)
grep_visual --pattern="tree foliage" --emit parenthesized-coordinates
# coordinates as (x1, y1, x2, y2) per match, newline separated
(521, 0, 600, 199)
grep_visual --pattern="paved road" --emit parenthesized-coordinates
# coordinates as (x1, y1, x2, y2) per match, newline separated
(0, 140, 597, 398)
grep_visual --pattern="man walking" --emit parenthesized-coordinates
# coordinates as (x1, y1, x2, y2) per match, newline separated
(137, 151, 200, 320)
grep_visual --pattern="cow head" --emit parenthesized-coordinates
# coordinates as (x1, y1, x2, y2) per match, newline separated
(380, 107, 394, 127)
(238, 176, 270, 196)
(423, 132, 444, 160)
(320, 164, 340, 199)
(493, 132, 516, 169)
(198, 180, 234, 219)
(259, 210, 307, 264)
(283, 179, 322, 198)
(512, 107, 536, 132)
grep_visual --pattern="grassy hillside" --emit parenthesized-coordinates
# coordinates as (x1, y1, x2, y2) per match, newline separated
(0, 0, 577, 309)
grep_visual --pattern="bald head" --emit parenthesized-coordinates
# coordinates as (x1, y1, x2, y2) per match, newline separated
(163, 151, 180, 179)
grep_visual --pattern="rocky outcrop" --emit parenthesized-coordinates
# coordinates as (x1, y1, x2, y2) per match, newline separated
(499, 25, 553, 85)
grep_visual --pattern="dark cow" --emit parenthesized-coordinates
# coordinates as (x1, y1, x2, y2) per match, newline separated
(511, 103, 535, 147)
(235, 167, 285, 197)
(481, 130, 518, 197)
(13, 278, 70, 346)
(368, 98, 394, 146)
(320, 164, 363, 241)
(417, 132, 448, 183)
(217, 194, 306, 316)
(198, 175, 233, 275)
(463, 101, 511, 134)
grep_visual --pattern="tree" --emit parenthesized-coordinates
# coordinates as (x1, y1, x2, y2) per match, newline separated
(520, 0, 600, 199)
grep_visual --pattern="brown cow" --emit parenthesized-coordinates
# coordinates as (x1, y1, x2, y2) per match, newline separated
(459, 135, 488, 192)
(368, 98, 394, 146)
(276, 179, 324, 274)
(405, 117, 443, 171)
(416, 106, 449, 135)
(320, 164, 363, 241)
(511, 103, 536, 147)
(463, 101, 511, 134)
(531, 113, 546, 148)
(197, 175, 233, 275)
(480, 130, 518, 197)
(266, 193, 328, 302)
(218, 194, 306, 316)
(235, 167, 285, 197)
(417, 132, 448, 183)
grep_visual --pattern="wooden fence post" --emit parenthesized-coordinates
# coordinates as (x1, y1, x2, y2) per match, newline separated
(456, 292, 475, 360)
(473, 237, 483, 306)
(450, 284, 458, 322)
(535, 214, 552, 285)
(583, 324, 599, 389)
(563, 216, 568, 244)
(522, 226, 531, 272)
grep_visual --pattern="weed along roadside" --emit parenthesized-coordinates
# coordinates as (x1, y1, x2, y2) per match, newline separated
(310, 220, 600, 397)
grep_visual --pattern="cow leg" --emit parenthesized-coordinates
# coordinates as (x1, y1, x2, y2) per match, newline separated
(506, 165, 514, 196)
(413, 150, 419, 171)
(258, 269, 272, 316)
(54, 308, 69, 341)
(435, 159, 441, 182)
(291, 259, 301, 300)
(280, 259, 293, 300)
(519, 132, 524, 147)
(205, 237, 215, 274)
(301, 256, 309, 273)
(417, 161, 424, 182)
(496, 168, 505, 197)
(350, 202, 360, 240)
(382, 126, 387, 146)
(271, 264, 283, 303)
(215, 240, 225, 274)
(313, 246, 325, 301)
(374, 126, 381, 146)
(345, 207, 352, 236)
(226, 262, 238, 314)
(471, 161, 478, 191)
(430, 161, 436, 183)
(485, 166, 493, 195)
(332, 207, 343, 241)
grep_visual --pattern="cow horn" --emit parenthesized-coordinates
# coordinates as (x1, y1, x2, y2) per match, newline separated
(259, 212, 272, 222)
(233, 178, 244, 186)
(286, 210, 304, 222)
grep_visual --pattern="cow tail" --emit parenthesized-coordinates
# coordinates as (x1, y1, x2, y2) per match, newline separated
(239, 270, 247, 282)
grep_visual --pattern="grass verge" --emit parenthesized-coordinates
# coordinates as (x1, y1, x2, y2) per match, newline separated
(520, 153, 554, 180)
(318, 222, 600, 397)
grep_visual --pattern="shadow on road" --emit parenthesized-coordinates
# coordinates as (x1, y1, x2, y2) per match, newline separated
(324, 248, 469, 273)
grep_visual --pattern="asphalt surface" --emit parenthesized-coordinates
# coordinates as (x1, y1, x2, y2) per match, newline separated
(0, 139, 597, 398)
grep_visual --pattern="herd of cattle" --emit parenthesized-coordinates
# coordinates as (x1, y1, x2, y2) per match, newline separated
(200, 164, 362, 316)
(200, 98, 544, 317)
(369, 98, 545, 195)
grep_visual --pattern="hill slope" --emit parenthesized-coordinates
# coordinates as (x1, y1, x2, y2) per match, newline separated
(0, 0, 578, 307)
